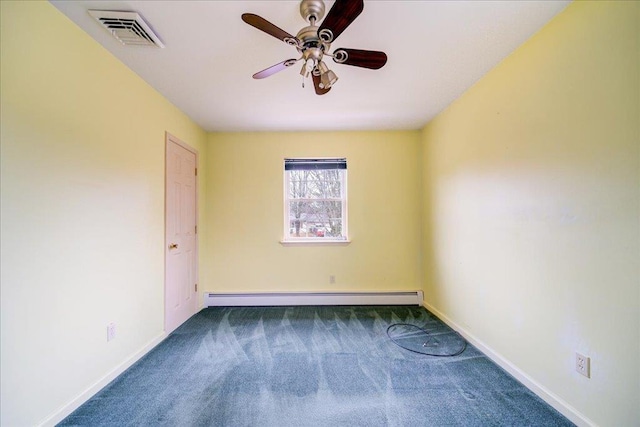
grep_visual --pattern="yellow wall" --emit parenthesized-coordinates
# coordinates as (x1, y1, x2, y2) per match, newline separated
(420, 1, 639, 425)
(205, 131, 422, 293)
(0, 2, 207, 426)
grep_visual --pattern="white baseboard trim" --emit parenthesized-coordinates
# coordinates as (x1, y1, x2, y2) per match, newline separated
(204, 291, 424, 307)
(38, 332, 167, 427)
(422, 300, 594, 427)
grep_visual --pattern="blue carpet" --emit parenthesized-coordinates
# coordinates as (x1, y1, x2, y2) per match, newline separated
(59, 306, 573, 426)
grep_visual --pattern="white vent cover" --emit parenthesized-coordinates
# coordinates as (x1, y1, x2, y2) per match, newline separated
(88, 10, 164, 48)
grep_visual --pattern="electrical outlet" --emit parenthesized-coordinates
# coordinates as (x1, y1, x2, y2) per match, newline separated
(329, 275, 336, 284)
(107, 322, 116, 342)
(576, 352, 590, 378)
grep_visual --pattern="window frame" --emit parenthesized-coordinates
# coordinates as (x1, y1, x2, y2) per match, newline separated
(282, 157, 349, 244)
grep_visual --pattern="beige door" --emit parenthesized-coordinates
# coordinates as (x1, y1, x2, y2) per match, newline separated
(165, 133, 198, 334)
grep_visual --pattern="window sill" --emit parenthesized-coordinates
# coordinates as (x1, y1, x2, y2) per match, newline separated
(280, 239, 351, 246)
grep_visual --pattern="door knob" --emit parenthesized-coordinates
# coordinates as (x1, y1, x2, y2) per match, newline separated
(169, 243, 178, 249)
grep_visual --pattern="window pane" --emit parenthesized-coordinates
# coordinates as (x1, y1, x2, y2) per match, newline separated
(288, 170, 342, 199)
(288, 200, 343, 238)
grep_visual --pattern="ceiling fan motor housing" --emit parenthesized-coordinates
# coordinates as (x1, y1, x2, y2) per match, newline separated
(297, 0, 329, 65)
(296, 25, 328, 63)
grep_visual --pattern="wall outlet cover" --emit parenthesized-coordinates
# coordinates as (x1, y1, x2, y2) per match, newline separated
(576, 352, 590, 378)
(107, 322, 116, 342)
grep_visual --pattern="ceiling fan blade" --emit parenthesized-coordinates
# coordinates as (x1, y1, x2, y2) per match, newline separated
(242, 13, 295, 43)
(318, 0, 364, 43)
(333, 48, 387, 69)
(253, 59, 298, 79)
(312, 72, 331, 95)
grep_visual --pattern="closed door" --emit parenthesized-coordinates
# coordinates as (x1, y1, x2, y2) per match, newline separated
(165, 134, 198, 334)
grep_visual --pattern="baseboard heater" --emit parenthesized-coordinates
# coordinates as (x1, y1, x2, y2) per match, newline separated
(204, 291, 424, 307)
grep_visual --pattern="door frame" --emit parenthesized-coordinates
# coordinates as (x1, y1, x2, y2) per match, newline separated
(164, 131, 199, 333)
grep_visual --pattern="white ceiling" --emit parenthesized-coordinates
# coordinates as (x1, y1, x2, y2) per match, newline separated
(50, 0, 570, 132)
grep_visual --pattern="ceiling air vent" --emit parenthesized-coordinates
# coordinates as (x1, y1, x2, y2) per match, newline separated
(88, 10, 164, 48)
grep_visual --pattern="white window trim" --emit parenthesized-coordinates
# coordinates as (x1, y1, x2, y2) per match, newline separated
(279, 239, 351, 246)
(282, 158, 349, 244)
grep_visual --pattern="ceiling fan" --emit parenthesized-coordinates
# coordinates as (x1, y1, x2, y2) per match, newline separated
(242, 0, 387, 95)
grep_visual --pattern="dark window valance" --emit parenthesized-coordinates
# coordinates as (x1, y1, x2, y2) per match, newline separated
(284, 158, 347, 171)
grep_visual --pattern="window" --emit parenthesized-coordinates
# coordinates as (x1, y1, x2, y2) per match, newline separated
(284, 158, 348, 242)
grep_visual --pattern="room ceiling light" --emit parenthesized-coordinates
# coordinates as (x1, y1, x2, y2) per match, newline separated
(241, 0, 387, 95)
(317, 61, 338, 90)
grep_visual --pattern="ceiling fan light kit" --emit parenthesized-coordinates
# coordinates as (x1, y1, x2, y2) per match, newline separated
(242, 0, 387, 95)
